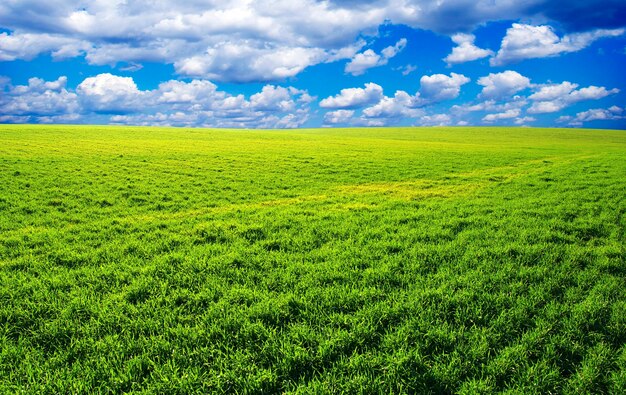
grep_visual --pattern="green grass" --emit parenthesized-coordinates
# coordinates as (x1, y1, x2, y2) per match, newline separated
(0, 124, 625, 394)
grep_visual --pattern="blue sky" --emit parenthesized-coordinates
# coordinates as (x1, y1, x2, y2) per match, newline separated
(1, 1, 625, 129)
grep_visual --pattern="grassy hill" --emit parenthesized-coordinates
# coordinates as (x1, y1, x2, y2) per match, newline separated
(1, 125, 625, 393)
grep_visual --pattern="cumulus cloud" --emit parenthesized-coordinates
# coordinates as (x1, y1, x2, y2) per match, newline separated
(359, 73, 469, 123)
(174, 44, 330, 82)
(156, 79, 220, 104)
(491, 23, 625, 66)
(1, 2, 624, 83)
(0, 76, 79, 121)
(568, 86, 620, 102)
(321, 72, 469, 125)
(417, 114, 452, 126)
(528, 81, 579, 102)
(83, 41, 186, 67)
(323, 109, 355, 125)
(362, 90, 422, 119)
(0, 32, 89, 61)
(344, 50, 382, 76)
(560, 105, 624, 126)
(1, 2, 625, 128)
(528, 82, 619, 113)
(0, 73, 314, 128)
(381, 39, 407, 58)
(0, 1, 387, 82)
(477, 70, 531, 100)
(77, 73, 144, 114)
(345, 38, 407, 75)
(250, 85, 299, 112)
(417, 72, 470, 103)
(482, 108, 521, 122)
(514, 116, 536, 125)
(450, 94, 531, 125)
(444, 33, 493, 65)
(320, 72, 468, 125)
(452, 96, 528, 114)
(319, 82, 384, 109)
(0, 0, 524, 43)
(110, 112, 206, 128)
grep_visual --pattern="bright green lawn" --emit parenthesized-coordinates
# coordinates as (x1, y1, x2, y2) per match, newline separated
(0, 125, 625, 393)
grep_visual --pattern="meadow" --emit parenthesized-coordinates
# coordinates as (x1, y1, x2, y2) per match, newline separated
(0, 124, 624, 394)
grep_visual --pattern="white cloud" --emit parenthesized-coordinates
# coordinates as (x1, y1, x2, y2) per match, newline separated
(0, 1, 384, 82)
(527, 101, 563, 114)
(323, 72, 469, 125)
(491, 23, 625, 66)
(1, 2, 624, 83)
(569, 106, 624, 124)
(275, 113, 310, 129)
(0, 0, 547, 46)
(0, 76, 79, 120)
(110, 112, 204, 128)
(0, 1, 397, 82)
(482, 108, 521, 122)
(77, 73, 144, 114)
(556, 115, 572, 123)
(119, 63, 144, 72)
(345, 50, 381, 76)
(528, 81, 619, 114)
(0, 32, 89, 61)
(345, 38, 407, 75)
(77, 74, 141, 97)
(319, 82, 384, 109)
(107, 88, 312, 128)
(569, 86, 620, 102)
(417, 114, 452, 126)
(382, 38, 407, 58)
(174, 44, 328, 82)
(528, 81, 577, 101)
(250, 85, 298, 112)
(0, 115, 31, 123)
(84, 41, 185, 66)
(362, 90, 422, 119)
(1, 73, 314, 128)
(156, 79, 221, 104)
(451, 93, 534, 126)
(514, 116, 536, 125)
(399, 64, 417, 76)
(477, 70, 531, 100)
(452, 96, 527, 114)
(444, 33, 493, 65)
(323, 109, 355, 125)
(417, 72, 470, 103)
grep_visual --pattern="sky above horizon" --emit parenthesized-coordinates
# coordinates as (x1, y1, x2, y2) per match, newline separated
(1, 0, 625, 129)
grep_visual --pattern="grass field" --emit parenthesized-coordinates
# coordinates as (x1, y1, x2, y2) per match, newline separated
(0, 124, 625, 393)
